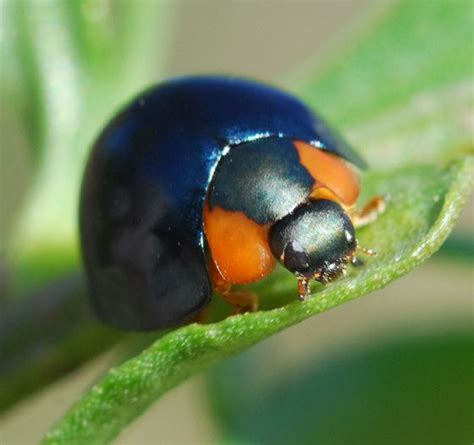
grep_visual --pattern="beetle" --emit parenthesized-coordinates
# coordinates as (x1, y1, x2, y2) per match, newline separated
(80, 75, 385, 331)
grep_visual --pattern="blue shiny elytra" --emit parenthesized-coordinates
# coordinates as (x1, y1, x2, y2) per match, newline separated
(80, 76, 366, 331)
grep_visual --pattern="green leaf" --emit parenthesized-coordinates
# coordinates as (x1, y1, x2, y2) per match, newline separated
(209, 327, 474, 445)
(298, 0, 473, 129)
(2, 0, 174, 275)
(295, 0, 473, 170)
(0, 0, 175, 409)
(43, 1, 474, 443)
(43, 157, 473, 445)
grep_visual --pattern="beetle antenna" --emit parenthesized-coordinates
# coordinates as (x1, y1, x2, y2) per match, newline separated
(351, 256, 364, 267)
(356, 244, 376, 256)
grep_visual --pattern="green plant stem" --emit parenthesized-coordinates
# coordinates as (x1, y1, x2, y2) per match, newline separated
(0, 0, 175, 410)
(0, 273, 122, 412)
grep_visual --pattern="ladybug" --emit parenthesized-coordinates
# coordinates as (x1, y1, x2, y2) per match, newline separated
(80, 76, 385, 331)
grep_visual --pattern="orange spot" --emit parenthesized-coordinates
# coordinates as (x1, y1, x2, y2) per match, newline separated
(294, 140, 360, 207)
(204, 204, 275, 285)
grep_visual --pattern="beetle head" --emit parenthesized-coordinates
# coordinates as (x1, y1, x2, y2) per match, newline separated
(269, 199, 357, 283)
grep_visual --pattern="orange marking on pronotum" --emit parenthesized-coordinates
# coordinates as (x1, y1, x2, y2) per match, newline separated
(294, 140, 360, 207)
(204, 204, 275, 285)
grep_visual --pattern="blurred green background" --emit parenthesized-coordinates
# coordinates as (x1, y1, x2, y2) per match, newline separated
(0, 1, 472, 444)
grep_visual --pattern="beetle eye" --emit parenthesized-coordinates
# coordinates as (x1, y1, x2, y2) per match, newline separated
(282, 241, 310, 275)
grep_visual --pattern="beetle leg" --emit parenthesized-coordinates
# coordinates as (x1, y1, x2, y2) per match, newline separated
(352, 195, 388, 228)
(220, 289, 259, 314)
(297, 277, 310, 301)
(208, 258, 259, 314)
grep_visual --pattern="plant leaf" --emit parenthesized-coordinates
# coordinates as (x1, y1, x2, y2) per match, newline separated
(43, 1, 473, 443)
(298, 0, 472, 130)
(209, 327, 474, 444)
(2, 0, 174, 277)
(43, 156, 473, 445)
(295, 0, 473, 170)
(0, 0, 175, 410)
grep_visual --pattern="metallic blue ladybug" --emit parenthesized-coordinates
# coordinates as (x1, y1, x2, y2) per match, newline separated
(80, 76, 384, 331)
